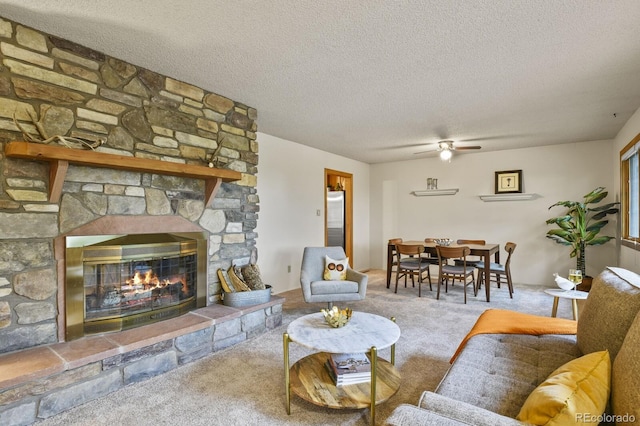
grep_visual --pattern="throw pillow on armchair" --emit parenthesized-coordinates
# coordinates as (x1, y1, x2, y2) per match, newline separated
(323, 255, 348, 280)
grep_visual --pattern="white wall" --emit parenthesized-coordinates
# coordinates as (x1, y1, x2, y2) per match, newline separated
(614, 106, 640, 271)
(255, 125, 627, 290)
(370, 141, 616, 285)
(255, 133, 370, 294)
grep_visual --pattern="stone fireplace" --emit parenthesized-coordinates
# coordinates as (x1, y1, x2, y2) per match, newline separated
(0, 16, 260, 355)
(0, 15, 283, 425)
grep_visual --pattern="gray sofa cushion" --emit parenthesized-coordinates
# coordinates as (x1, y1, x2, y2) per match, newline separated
(386, 396, 522, 425)
(611, 309, 640, 423)
(577, 267, 640, 360)
(386, 403, 478, 426)
(417, 393, 523, 426)
(435, 333, 580, 418)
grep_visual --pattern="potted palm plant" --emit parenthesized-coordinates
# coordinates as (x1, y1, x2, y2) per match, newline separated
(545, 187, 619, 289)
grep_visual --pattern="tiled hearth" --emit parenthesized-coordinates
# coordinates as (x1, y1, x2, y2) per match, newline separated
(0, 297, 283, 424)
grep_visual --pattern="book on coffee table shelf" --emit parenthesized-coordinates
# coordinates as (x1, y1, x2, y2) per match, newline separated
(325, 353, 372, 386)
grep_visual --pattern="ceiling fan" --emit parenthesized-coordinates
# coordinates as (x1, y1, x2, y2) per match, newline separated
(414, 140, 481, 161)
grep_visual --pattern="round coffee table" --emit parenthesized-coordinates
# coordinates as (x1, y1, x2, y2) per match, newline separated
(283, 311, 401, 425)
(544, 288, 589, 320)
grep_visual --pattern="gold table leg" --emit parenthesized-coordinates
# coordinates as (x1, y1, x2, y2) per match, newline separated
(283, 333, 291, 415)
(551, 297, 559, 317)
(369, 346, 377, 426)
(390, 317, 396, 366)
(572, 299, 579, 321)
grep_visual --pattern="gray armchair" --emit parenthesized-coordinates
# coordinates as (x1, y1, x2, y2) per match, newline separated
(300, 246, 367, 308)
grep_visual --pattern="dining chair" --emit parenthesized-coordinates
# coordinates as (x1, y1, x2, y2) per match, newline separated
(436, 245, 477, 304)
(395, 243, 432, 297)
(387, 238, 403, 289)
(476, 242, 516, 298)
(421, 238, 441, 265)
(454, 239, 485, 268)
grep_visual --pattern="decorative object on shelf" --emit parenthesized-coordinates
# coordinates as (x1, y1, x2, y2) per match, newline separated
(479, 193, 538, 202)
(426, 178, 438, 189)
(553, 273, 576, 291)
(495, 170, 523, 194)
(434, 238, 453, 246)
(412, 188, 459, 196)
(13, 112, 104, 150)
(207, 141, 224, 168)
(546, 187, 619, 280)
(321, 306, 353, 328)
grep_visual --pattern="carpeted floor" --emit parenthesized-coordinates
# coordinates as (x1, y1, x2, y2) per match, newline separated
(36, 269, 573, 425)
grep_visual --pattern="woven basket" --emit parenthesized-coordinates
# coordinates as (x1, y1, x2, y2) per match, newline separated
(222, 285, 272, 307)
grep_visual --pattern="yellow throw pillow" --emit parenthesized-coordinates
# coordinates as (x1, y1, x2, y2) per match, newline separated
(323, 255, 349, 280)
(516, 350, 610, 426)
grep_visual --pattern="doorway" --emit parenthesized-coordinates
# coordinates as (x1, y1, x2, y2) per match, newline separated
(324, 169, 353, 263)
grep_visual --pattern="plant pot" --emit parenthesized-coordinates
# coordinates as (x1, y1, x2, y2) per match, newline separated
(576, 276, 593, 292)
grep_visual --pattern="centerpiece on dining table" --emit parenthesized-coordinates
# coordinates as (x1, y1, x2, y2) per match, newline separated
(434, 238, 453, 246)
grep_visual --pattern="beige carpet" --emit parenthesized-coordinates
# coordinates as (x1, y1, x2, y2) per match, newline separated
(36, 270, 573, 425)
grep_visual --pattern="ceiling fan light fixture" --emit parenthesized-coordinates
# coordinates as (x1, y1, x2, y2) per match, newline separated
(439, 148, 452, 161)
(439, 141, 453, 150)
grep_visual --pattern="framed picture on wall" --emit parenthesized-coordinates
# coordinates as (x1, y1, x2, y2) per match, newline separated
(495, 170, 523, 194)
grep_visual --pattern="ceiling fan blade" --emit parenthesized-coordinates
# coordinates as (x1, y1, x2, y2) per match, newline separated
(413, 145, 439, 154)
(413, 149, 439, 155)
(454, 146, 481, 151)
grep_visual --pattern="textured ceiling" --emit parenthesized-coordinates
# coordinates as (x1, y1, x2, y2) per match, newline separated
(2, 1, 640, 163)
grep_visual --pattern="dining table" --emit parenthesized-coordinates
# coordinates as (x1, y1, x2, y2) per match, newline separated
(386, 240, 501, 302)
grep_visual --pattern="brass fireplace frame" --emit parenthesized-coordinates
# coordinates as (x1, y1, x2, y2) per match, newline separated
(65, 232, 207, 340)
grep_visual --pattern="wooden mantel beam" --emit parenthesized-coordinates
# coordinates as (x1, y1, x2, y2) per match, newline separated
(4, 141, 242, 207)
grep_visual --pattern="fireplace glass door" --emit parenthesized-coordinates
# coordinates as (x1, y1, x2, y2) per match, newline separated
(66, 233, 207, 340)
(84, 253, 196, 320)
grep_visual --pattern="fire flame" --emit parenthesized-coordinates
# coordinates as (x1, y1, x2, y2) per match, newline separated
(124, 270, 187, 293)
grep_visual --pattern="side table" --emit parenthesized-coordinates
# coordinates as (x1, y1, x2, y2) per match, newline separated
(544, 288, 589, 320)
(283, 311, 401, 425)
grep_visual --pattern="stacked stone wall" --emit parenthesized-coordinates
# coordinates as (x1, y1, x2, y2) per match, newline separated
(0, 16, 259, 354)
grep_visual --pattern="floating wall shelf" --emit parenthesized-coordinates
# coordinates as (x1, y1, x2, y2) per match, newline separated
(412, 188, 459, 196)
(478, 193, 539, 202)
(4, 141, 242, 207)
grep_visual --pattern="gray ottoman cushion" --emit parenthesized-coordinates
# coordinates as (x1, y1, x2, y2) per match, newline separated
(577, 267, 640, 360)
